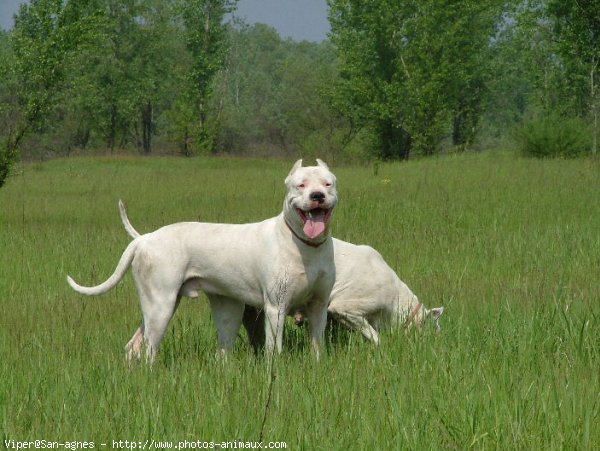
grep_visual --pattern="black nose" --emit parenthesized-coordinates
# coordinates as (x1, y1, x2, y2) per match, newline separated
(310, 191, 326, 203)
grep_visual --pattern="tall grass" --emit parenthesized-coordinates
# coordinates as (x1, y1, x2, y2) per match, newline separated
(1, 152, 599, 449)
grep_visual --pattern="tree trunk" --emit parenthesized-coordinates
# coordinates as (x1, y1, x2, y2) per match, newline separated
(141, 101, 153, 155)
(107, 104, 117, 154)
(0, 128, 26, 189)
(453, 90, 481, 149)
(182, 126, 192, 157)
(453, 102, 471, 148)
(378, 120, 411, 160)
(591, 57, 598, 156)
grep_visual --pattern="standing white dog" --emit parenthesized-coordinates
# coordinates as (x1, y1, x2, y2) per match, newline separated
(67, 159, 338, 361)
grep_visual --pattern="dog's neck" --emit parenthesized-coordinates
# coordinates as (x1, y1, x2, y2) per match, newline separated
(403, 302, 423, 328)
(283, 217, 328, 248)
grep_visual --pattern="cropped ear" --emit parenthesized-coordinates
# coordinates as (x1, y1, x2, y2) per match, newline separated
(429, 307, 444, 333)
(430, 307, 444, 320)
(285, 159, 303, 184)
(316, 159, 329, 170)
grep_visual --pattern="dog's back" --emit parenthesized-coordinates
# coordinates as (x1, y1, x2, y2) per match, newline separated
(330, 238, 405, 316)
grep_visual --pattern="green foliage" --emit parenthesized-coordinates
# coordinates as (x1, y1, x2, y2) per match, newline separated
(176, 0, 237, 155)
(2, 0, 600, 173)
(43, 0, 185, 155)
(549, 0, 599, 86)
(514, 114, 592, 158)
(1, 153, 600, 446)
(327, 0, 504, 159)
(548, 0, 599, 155)
(0, 0, 237, 164)
(484, 0, 598, 154)
(0, 31, 20, 187)
(212, 23, 351, 160)
(0, 0, 94, 185)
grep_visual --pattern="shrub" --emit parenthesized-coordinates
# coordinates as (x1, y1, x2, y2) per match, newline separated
(514, 114, 592, 158)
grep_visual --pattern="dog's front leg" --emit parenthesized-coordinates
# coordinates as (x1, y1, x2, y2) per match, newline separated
(304, 299, 328, 360)
(329, 309, 380, 345)
(264, 302, 287, 356)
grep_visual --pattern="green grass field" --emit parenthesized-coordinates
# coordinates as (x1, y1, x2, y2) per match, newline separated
(1, 152, 599, 449)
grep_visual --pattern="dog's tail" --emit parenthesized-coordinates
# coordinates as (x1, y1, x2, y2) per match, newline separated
(66, 239, 138, 296)
(118, 200, 141, 239)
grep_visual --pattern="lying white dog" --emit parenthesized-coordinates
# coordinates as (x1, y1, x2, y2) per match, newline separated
(121, 206, 444, 349)
(67, 159, 338, 361)
(242, 239, 444, 349)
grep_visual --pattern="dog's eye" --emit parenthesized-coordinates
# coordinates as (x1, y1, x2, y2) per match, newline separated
(298, 183, 305, 189)
(325, 182, 332, 187)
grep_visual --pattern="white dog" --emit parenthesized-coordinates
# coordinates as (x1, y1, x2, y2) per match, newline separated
(320, 238, 444, 344)
(67, 159, 338, 361)
(242, 239, 444, 348)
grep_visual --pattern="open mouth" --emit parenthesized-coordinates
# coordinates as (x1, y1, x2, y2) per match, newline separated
(296, 207, 332, 239)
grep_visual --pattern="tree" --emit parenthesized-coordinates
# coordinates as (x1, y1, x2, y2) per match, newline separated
(62, 0, 178, 154)
(212, 23, 348, 159)
(327, 0, 504, 159)
(1, 0, 243, 162)
(445, 2, 504, 148)
(176, 0, 237, 155)
(548, 0, 600, 155)
(327, 0, 413, 159)
(0, 0, 94, 187)
(134, 0, 179, 154)
(0, 31, 20, 183)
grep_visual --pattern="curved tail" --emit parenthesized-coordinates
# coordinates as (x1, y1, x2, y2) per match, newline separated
(118, 199, 141, 239)
(67, 239, 138, 296)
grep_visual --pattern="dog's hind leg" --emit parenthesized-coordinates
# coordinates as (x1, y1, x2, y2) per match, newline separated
(141, 294, 181, 363)
(125, 323, 145, 361)
(125, 294, 182, 362)
(129, 248, 184, 363)
(242, 306, 265, 354)
(329, 310, 380, 345)
(134, 273, 181, 363)
(208, 295, 245, 355)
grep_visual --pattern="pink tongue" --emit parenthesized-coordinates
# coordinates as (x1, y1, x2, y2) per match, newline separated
(303, 211, 326, 239)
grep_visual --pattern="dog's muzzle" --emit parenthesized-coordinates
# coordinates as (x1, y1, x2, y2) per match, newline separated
(296, 206, 333, 239)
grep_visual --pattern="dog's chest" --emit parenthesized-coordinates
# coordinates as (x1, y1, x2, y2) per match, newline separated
(284, 259, 332, 306)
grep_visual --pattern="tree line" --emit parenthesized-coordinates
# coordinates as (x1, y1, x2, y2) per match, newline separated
(0, 0, 598, 188)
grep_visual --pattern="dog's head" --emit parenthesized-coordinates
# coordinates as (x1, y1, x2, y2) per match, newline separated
(408, 305, 445, 332)
(284, 159, 338, 244)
